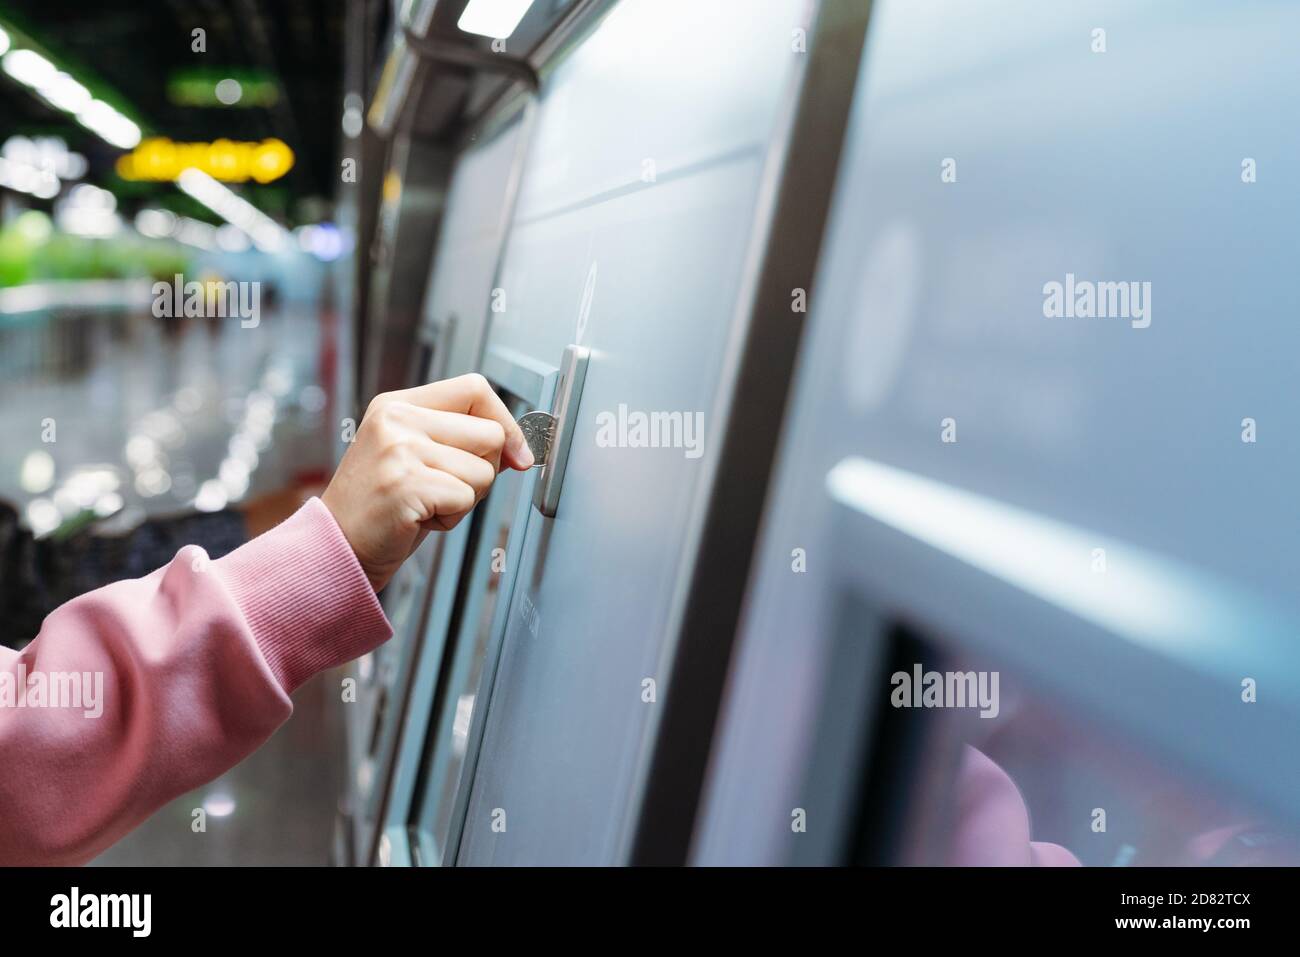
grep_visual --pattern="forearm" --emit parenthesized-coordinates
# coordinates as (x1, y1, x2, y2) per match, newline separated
(0, 498, 390, 866)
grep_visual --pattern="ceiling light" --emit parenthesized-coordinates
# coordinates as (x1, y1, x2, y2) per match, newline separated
(174, 217, 217, 250)
(216, 223, 251, 252)
(135, 208, 224, 252)
(134, 207, 177, 238)
(56, 184, 120, 237)
(37, 72, 91, 113)
(0, 33, 143, 151)
(2, 48, 56, 87)
(176, 168, 287, 253)
(76, 100, 141, 149)
(0, 155, 60, 199)
(456, 0, 535, 40)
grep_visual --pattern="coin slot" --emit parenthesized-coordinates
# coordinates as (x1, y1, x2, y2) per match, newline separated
(532, 344, 589, 517)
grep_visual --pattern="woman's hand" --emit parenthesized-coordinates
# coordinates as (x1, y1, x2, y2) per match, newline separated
(321, 374, 533, 591)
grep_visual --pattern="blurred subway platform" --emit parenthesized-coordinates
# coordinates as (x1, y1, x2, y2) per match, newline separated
(0, 292, 348, 866)
(0, 298, 333, 531)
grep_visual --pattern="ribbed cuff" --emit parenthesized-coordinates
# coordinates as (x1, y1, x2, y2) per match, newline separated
(215, 497, 392, 693)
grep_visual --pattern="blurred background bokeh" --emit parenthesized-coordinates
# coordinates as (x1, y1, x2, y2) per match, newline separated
(0, 0, 353, 864)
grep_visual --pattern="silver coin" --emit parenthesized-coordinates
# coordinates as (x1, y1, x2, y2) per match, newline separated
(516, 410, 555, 468)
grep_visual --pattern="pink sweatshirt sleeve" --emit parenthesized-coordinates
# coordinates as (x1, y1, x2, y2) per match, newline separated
(0, 498, 391, 866)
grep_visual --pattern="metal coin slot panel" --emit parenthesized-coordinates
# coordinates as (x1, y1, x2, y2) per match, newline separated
(531, 344, 588, 517)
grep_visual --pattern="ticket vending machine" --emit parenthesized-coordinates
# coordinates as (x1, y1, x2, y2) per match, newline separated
(694, 0, 1300, 866)
(346, 0, 873, 865)
(341, 101, 533, 865)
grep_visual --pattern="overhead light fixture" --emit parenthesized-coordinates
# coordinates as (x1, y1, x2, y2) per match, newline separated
(456, 0, 535, 40)
(176, 168, 288, 253)
(134, 207, 225, 252)
(3, 135, 87, 191)
(0, 155, 60, 199)
(55, 183, 121, 237)
(39, 72, 91, 113)
(2, 48, 56, 87)
(173, 217, 217, 250)
(0, 31, 142, 150)
(215, 223, 251, 252)
(134, 207, 178, 238)
(76, 100, 141, 149)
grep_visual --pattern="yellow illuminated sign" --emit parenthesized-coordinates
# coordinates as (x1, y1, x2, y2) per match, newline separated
(116, 137, 294, 184)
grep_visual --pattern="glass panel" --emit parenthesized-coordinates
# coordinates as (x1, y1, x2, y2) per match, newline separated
(884, 642, 1300, 867)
